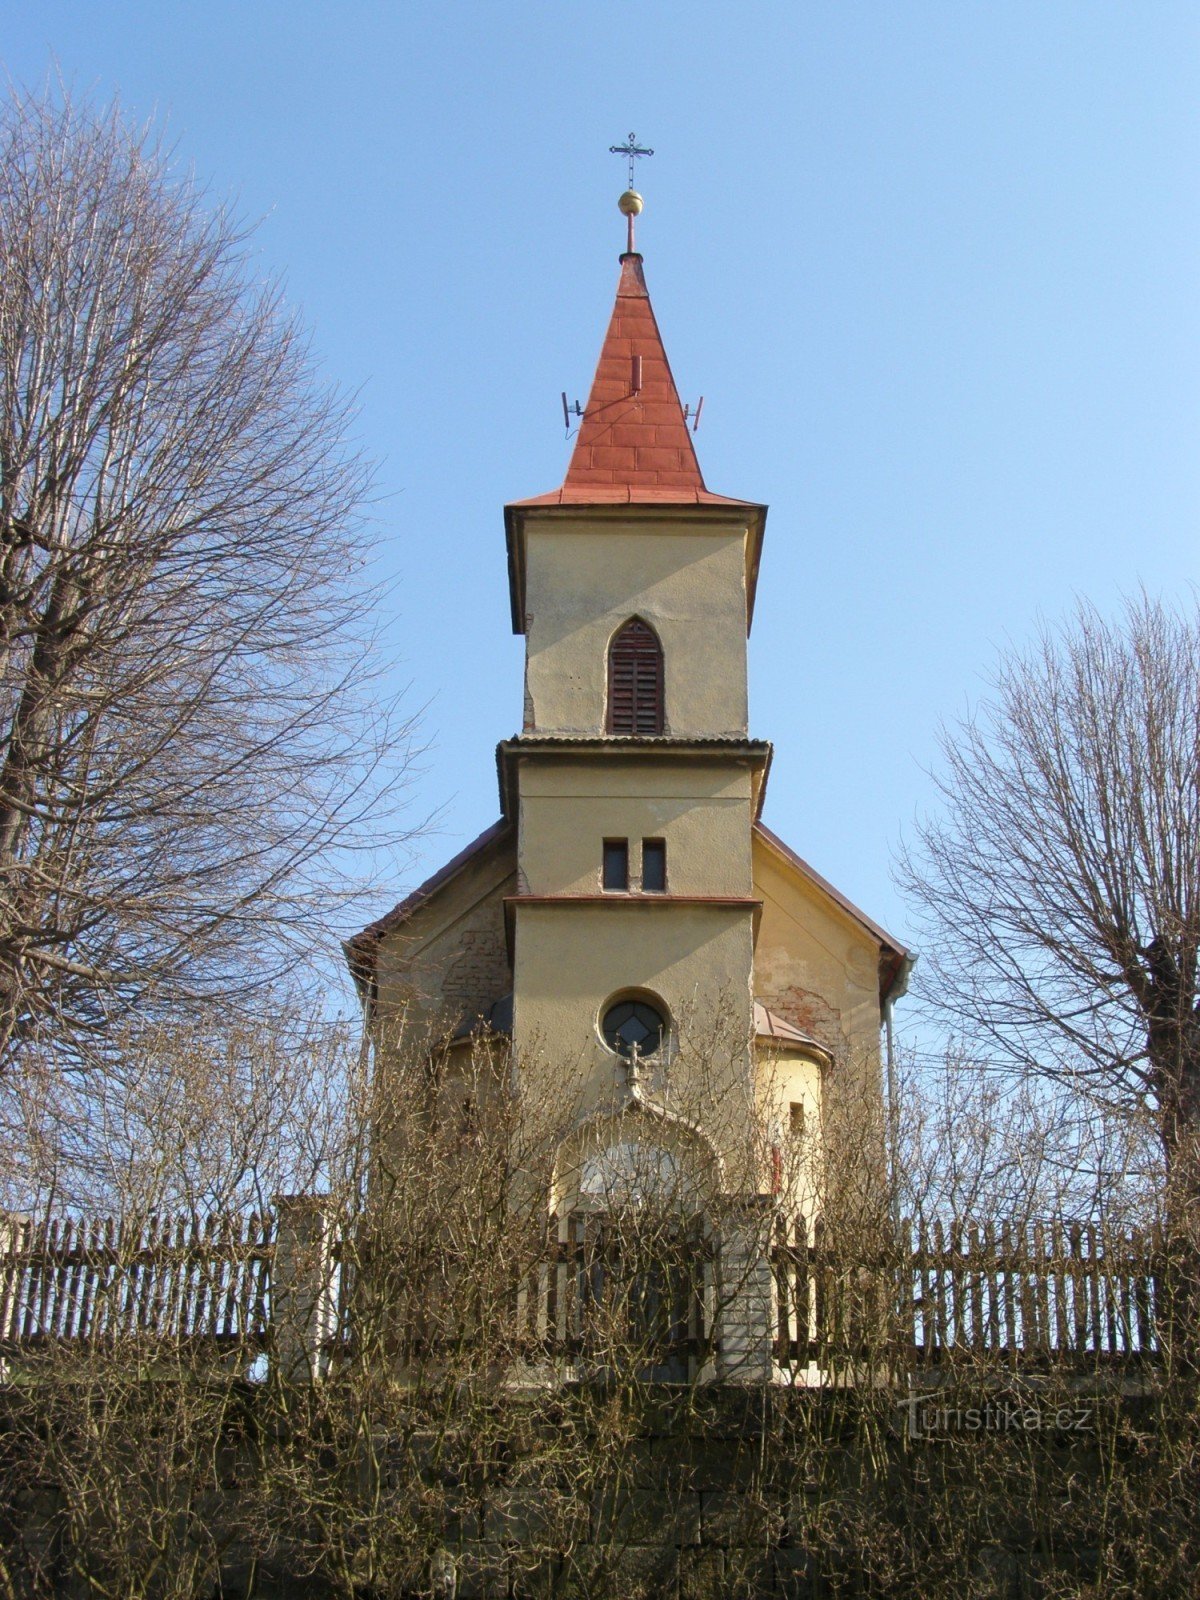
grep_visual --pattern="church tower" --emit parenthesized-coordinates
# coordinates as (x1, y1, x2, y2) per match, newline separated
(500, 211, 772, 1188)
(349, 184, 911, 1223)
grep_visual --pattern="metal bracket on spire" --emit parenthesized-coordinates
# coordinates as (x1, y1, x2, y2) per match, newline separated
(682, 398, 705, 434)
(561, 393, 583, 437)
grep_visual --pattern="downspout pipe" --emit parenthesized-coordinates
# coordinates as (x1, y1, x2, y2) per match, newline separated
(884, 952, 918, 1236)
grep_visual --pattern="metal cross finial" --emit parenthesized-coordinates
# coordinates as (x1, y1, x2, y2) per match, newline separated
(610, 132, 654, 189)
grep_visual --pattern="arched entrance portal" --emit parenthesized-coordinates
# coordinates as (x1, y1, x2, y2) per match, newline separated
(551, 1113, 720, 1382)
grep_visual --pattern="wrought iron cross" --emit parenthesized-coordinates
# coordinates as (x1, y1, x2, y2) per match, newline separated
(610, 132, 654, 188)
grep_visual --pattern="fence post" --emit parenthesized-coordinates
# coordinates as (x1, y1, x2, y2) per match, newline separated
(716, 1198, 775, 1383)
(0, 1213, 30, 1378)
(271, 1194, 337, 1381)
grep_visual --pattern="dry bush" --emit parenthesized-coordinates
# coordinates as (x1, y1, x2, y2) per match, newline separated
(0, 1007, 1196, 1596)
(893, 1047, 1163, 1231)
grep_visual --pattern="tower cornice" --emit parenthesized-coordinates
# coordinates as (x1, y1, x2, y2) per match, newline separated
(495, 735, 773, 823)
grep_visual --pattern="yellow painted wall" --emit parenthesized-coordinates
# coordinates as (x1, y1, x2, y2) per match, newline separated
(751, 830, 883, 1084)
(754, 1047, 825, 1216)
(517, 756, 754, 898)
(522, 514, 752, 737)
(365, 820, 891, 1201)
(364, 821, 892, 1214)
(372, 834, 515, 1042)
(510, 901, 757, 1172)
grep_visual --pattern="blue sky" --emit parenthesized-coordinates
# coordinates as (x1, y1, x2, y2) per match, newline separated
(7, 4, 1200, 1017)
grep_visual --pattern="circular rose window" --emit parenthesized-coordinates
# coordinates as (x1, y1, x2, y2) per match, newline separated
(602, 998, 666, 1058)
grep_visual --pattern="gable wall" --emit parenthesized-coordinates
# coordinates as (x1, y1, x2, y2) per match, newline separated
(372, 836, 516, 1045)
(751, 834, 882, 1073)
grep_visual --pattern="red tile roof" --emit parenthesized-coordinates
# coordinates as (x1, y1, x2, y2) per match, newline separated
(753, 1000, 830, 1056)
(512, 253, 752, 510)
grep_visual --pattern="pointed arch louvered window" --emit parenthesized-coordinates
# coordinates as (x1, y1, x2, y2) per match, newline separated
(607, 618, 664, 736)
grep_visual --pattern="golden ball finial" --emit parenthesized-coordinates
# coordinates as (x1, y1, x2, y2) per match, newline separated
(618, 189, 644, 217)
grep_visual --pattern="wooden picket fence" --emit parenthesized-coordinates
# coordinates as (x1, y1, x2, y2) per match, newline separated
(0, 1206, 1178, 1372)
(773, 1216, 1169, 1367)
(0, 1212, 276, 1350)
(524, 1212, 713, 1378)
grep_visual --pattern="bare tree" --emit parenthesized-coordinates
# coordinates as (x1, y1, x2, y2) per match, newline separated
(893, 1046, 1161, 1228)
(0, 84, 413, 1071)
(897, 594, 1200, 1213)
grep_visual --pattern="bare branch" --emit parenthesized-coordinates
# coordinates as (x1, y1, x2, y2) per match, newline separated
(0, 84, 419, 1072)
(898, 592, 1200, 1205)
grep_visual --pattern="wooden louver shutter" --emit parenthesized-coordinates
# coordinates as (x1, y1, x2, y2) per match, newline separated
(607, 619, 663, 735)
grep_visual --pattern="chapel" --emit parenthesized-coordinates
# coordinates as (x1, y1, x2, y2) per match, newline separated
(347, 186, 911, 1227)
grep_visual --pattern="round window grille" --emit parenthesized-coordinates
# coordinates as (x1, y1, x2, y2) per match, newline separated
(602, 999, 666, 1058)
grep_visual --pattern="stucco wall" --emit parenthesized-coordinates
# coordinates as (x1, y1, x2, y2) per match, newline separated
(517, 757, 754, 898)
(365, 819, 888, 1207)
(754, 1048, 825, 1215)
(511, 901, 756, 1168)
(522, 515, 751, 737)
(372, 835, 516, 1042)
(750, 834, 882, 1073)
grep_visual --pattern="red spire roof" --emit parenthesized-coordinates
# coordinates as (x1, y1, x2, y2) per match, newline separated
(563, 250, 703, 494)
(514, 252, 752, 509)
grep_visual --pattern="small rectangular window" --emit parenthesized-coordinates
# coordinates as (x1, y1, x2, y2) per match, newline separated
(789, 1101, 806, 1141)
(602, 839, 629, 891)
(642, 839, 667, 893)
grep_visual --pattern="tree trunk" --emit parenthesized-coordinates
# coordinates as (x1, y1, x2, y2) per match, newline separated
(1152, 1005, 1200, 1376)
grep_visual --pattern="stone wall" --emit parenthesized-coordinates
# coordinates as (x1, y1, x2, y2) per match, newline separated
(0, 1383, 1182, 1598)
